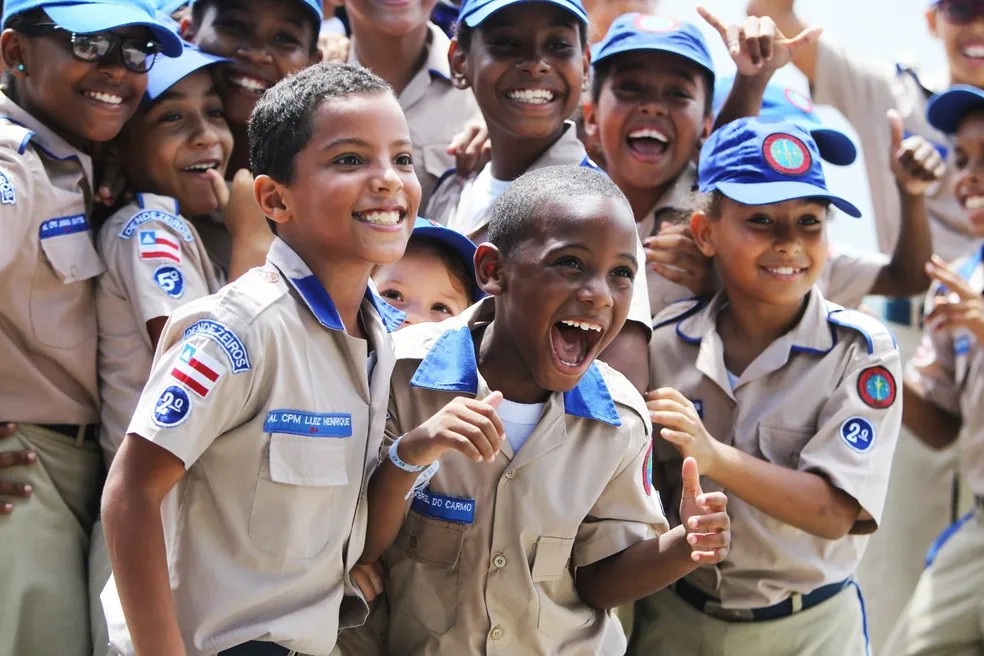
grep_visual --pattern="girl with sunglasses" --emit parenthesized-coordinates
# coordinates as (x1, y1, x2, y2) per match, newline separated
(0, 2, 179, 655)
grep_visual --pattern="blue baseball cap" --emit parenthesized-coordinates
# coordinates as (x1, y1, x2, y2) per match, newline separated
(188, 0, 323, 22)
(591, 13, 714, 85)
(144, 40, 229, 102)
(699, 117, 861, 217)
(712, 76, 856, 166)
(457, 0, 587, 28)
(411, 218, 484, 303)
(927, 84, 984, 134)
(155, 0, 187, 14)
(3, 0, 184, 57)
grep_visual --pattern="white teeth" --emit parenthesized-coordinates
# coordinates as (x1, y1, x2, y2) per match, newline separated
(965, 195, 984, 209)
(962, 45, 984, 59)
(627, 128, 668, 143)
(184, 163, 217, 172)
(768, 267, 799, 276)
(560, 319, 602, 332)
(85, 90, 123, 105)
(230, 75, 270, 92)
(508, 89, 556, 104)
(358, 210, 402, 226)
(559, 358, 580, 367)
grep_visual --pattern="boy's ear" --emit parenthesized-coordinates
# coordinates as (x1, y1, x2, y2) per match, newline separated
(693, 115, 713, 163)
(0, 30, 28, 76)
(925, 6, 940, 38)
(475, 242, 506, 296)
(448, 38, 471, 90)
(180, 17, 195, 40)
(582, 99, 598, 139)
(690, 210, 717, 258)
(254, 175, 291, 226)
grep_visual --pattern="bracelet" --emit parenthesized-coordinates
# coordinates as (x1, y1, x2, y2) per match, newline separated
(388, 434, 428, 473)
(405, 460, 440, 501)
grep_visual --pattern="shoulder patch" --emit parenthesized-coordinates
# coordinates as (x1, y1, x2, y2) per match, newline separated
(642, 441, 654, 495)
(153, 265, 185, 299)
(828, 308, 897, 355)
(169, 343, 227, 398)
(857, 365, 897, 409)
(182, 319, 251, 373)
(840, 416, 875, 453)
(152, 386, 192, 427)
(0, 169, 15, 204)
(138, 229, 182, 263)
(118, 209, 195, 243)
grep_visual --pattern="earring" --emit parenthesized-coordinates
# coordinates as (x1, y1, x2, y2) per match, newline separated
(453, 77, 467, 89)
(15, 63, 25, 72)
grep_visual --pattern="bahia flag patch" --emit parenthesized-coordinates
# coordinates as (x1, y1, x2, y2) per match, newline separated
(170, 343, 227, 398)
(139, 230, 181, 263)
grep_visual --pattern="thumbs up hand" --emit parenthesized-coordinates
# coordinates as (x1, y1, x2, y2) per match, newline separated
(888, 109, 946, 196)
(679, 457, 731, 565)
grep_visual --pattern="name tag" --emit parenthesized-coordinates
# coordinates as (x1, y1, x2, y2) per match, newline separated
(411, 489, 476, 524)
(263, 410, 352, 437)
(39, 214, 88, 239)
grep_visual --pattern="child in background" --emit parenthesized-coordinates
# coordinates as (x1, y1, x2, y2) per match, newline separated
(883, 83, 984, 656)
(100, 61, 418, 656)
(630, 117, 902, 656)
(0, 2, 180, 654)
(373, 217, 484, 328)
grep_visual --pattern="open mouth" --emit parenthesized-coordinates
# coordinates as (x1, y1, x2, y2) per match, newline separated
(353, 209, 407, 227)
(228, 73, 271, 95)
(626, 127, 670, 158)
(550, 318, 604, 370)
(82, 89, 125, 107)
(961, 44, 984, 60)
(761, 265, 807, 280)
(507, 88, 557, 105)
(182, 160, 221, 175)
(962, 194, 984, 210)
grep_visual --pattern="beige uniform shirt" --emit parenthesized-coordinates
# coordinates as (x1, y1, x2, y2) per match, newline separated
(96, 193, 225, 460)
(821, 244, 889, 310)
(350, 23, 480, 207)
(0, 92, 103, 424)
(101, 238, 404, 656)
(648, 287, 902, 608)
(906, 244, 984, 496)
(813, 40, 969, 261)
(378, 298, 668, 655)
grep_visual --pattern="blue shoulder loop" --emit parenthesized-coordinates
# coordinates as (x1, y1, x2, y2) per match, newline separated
(827, 307, 897, 355)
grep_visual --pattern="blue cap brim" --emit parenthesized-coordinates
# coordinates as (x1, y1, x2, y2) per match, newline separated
(811, 128, 856, 166)
(716, 180, 862, 218)
(144, 43, 229, 102)
(927, 85, 984, 134)
(412, 220, 484, 302)
(44, 4, 183, 56)
(463, 0, 587, 27)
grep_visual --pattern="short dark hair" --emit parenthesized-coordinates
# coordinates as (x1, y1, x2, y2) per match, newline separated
(590, 56, 714, 118)
(454, 15, 589, 52)
(407, 237, 473, 300)
(248, 61, 393, 185)
(488, 165, 630, 255)
(191, 0, 319, 52)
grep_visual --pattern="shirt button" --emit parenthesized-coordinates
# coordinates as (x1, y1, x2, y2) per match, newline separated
(489, 626, 504, 640)
(492, 554, 507, 569)
(504, 470, 516, 479)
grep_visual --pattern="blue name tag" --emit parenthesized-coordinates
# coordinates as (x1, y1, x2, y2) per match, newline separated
(39, 214, 88, 239)
(411, 489, 476, 524)
(264, 410, 352, 437)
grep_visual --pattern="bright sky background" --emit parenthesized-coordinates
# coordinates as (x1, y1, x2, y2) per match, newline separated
(656, 0, 949, 253)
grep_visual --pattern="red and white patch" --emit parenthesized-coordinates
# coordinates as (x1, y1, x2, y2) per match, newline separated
(633, 14, 680, 33)
(857, 365, 897, 409)
(784, 87, 814, 114)
(170, 344, 227, 398)
(762, 133, 812, 176)
(138, 229, 181, 263)
(642, 441, 654, 495)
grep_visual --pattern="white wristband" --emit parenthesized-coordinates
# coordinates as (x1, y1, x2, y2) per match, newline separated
(388, 434, 428, 473)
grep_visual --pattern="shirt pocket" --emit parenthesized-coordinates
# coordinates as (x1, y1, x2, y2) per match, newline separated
(386, 510, 465, 634)
(248, 433, 350, 558)
(32, 222, 103, 349)
(757, 423, 813, 470)
(531, 536, 592, 635)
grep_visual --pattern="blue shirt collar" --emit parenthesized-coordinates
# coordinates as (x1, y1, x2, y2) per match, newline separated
(409, 303, 621, 426)
(267, 238, 405, 333)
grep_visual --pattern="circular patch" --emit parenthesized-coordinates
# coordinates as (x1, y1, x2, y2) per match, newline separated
(857, 366, 897, 409)
(763, 133, 812, 176)
(633, 15, 680, 33)
(642, 441, 653, 496)
(259, 270, 280, 284)
(783, 87, 814, 114)
(153, 265, 185, 299)
(840, 416, 875, 453)
(152, 385, 191, 427)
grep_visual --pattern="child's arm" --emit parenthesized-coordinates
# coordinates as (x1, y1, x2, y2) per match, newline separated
(868, 111, 941, 297)
(576, 457, 730, 609)
(101, 434, 188, 656)
(902, 380, 962, 449)
(745, 0, 819, 81)
(360, 391, 504, 564)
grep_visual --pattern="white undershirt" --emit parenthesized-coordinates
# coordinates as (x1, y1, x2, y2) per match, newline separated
(497, 398, 545, 454)
(454, 165, 512, 233)
(726, 369, 739, 390)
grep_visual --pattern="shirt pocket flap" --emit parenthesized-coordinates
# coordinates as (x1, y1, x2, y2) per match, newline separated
(395, 511, 465, 568)
(39, 222, 104, 283)
(269, 433, 348, 487)
(531, 536, 575, 583)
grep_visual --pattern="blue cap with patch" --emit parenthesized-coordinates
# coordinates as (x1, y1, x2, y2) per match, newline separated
(411, 218, 484, 303)
(144, 40, 229, 102)
(713, 77, 857, 166)
(457, 0, 587, 28)
(187, 0, 323, 22)
(927, 84, 984, 134)
(698, 117, 861, 217)
(591, 13, 714, 84)
(3, 0, 184, 57)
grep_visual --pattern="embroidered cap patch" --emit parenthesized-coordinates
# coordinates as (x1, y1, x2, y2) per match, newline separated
(763, 133, 811, 175)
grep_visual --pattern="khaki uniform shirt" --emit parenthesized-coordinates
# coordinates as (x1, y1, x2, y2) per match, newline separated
(821, 245, 889, 310)
(96, 193, 225, 460)
(378, 298, 668, 655)
(0, 92, 103, 424)
(101, 238, 404, 656)
(813, 39, 969, 261)
(350, 23, 480, 207)
(906, 244, 984, 496)
(648, 287, 902, 608)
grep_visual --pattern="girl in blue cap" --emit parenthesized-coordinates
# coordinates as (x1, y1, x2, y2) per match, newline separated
(632, 116, 903, 656)
(0, 2, 179, 655)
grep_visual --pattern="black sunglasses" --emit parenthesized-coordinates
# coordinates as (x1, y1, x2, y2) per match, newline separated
(937, 0, 984, 25)
(22, 23, 161, 73)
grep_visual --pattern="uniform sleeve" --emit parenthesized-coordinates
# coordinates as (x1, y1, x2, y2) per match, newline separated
(572, 414, 670, 568)
(626, 235, 655, 336)
(796, 341, 902, 526)
(906, 323, 962, 415)
(821, 246, 889, 309)
(126, 309, 258, 467)
(0, 145, 39, 273)
(812, 39, 900, 137)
